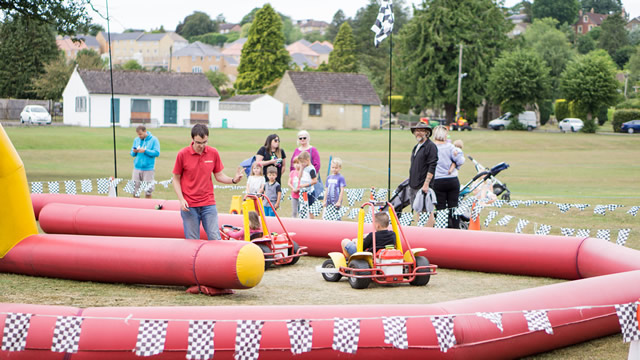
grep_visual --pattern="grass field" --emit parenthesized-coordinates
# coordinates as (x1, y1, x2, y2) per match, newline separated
(2, 125, 640, 358)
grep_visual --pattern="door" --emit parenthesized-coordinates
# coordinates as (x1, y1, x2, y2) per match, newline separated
(164, 100, 177, 124)
(110, 98, 120, 124)
(361, 105, 370, 128)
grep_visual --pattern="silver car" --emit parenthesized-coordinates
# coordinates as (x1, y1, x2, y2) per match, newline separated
(20, 105, 52, 125)
(558, 118, 583, 132)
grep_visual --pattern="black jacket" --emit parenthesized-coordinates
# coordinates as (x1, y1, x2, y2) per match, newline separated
(409, 139, 438, 189)
(362, 230, 397, 253)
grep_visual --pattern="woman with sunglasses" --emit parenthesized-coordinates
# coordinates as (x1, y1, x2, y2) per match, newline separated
(255, 134, 286, 184)
(290, 130, 320, 174)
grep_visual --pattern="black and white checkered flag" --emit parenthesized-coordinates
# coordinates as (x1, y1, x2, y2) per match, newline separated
(535, 224, 552, 236)
(347, 207, 359, 220)
(607, 204, 622, 212)
(615, 302, 640, 342)
(431, 316, 456, 353)
(187, 320, 215, 360)
(135, 320, 168, 357)
(398, 212, 413, 227)
(434, 210, 448, 228)
(593, 205, 607, 215)
(617, 229, 631, 246)
(135, 181, 151, 197)
(524, 310, 553, 335)
(51, 316, 83, 353)
(515, 219, 529, 234)
(80, 179, 92, 193)
(476, 312, 504, 332)
(346, 188, 364, 206)
(364, 211, 373, 224)
(560, 228, 575, 237)
(556, 203, 571, 213)
(417, 212, 430, 227)
(30, 182, 43, 194)
(235, 320, 263, 360)
(159, 179, 172, 188)
(123, 180, 135, 194)
(298, 194, 309, 219)
(483, 210, 498, 228)
(371, 0, 394, 47)
(310, 201, 323, 217)
(596, 229, 610, 241)
(536, 200, 552, 205)
(332, 318, 360, 354)
(64, 180, 76, 195)
(508, 200, 519, 208)
(375, 188, 388, 201)
(573, 203, 589, 211)
(496, 215, 514, 226)
(576, 229, 590, 238)
(628, 206, 639, 216)
(286, 319, 313, 355)
(97, 178, 110, 194)
(493, 199, 506, 208)
(2, 313, 32, 352)
(522, 200, 534, 207)
(323, 204, 341, 221)
(383, 316, 408, 349)
(471, 203, 482, 221)
(48, 181, 59, 194)
(338, 206, 349, 219)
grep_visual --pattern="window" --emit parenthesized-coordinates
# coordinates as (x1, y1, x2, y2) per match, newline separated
(131, 99, 151, 113)
(191, 100, 209, 113)
(75, 96, 87, 112)
(577, 25, 583, 33)
(209, 65, 219, 71)
(588, 25, 593, 31)
(219, 103, 250, 111)
(583, 15, 588, 23)
(309, 104, 322, 116)
(192, 66, 203, 73)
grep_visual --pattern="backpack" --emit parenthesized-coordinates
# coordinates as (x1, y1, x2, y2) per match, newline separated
(240, 156, 257, 177)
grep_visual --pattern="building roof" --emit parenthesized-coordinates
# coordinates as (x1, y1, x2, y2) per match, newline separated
(222, 37, 247, 56)
(110, 32, 144, 41)
(138, 33, 166, 42)
(297, 20, 329, 28)
(219, 23, 240, 31)
(287, 41, 319, 57)
(310, 42, 332, 54)
(577, 10, 608, 25)
(223, 55, 239, 66)
(285, 71, 380, 105)
(57, 37, 87, 52)
(222, 94, 265, 103)
(290, 53, 317, 69)
(78, 35, 100, 47)
(173, 41, 222, 57)
(77, 69, 218, 97)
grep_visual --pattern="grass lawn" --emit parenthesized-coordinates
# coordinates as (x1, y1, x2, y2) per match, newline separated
(2, 125, 640, 358)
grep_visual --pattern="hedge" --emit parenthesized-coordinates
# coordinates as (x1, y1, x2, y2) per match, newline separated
(612, 109, 640, 132)
(615, 98, 640, 109)
(555, 99, 569, 121)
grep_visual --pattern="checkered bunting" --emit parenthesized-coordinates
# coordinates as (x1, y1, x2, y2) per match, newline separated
(2, 313, 32, 352)
(123, 180, 135, 194)
(556, 203, 571, 213)
(524, 310, 553, 335)
(338, 206, 349, 219)
(515, 219, 529, 234)
(158, 179, 173, 188)
(51, 316, 83, 353)
(492, 200, 506, 208)
(508, 200, 519, 208)
(235, 320, 263, 360)
(535, 224, 552, 236)
(80, 179, 92, 193)
(64, 180, 77, 195)
(135, 181, 152, 197)
(298, 195, 309, 219)
(346, 188, 364, 206)
(375, 188, 388, 201)
(522, 200, 534, 207)
(596, 229, 610, 241)
(615, 302, 640, 342)
(476, 312, 504, 332)
(471, 203, 482, 221)
(573, 203, 589, 211)
(431, 316, 456, 353)
(434, 210, 449, 228)
(309, 201, 323, 217)
(286, 319, 313, 355)
(607, 204, 623, 212)
(364, 211, 373, 224)
(560, 228, 575, 237)
(483, 210, 498, 228)
(536, 200, 552, 205)
(30, 182, 43, 194)
(628, 206, 639, 217)
(47, 181, 59, 194)
(96, 178, 110, 194)
(455, 198, 473, 215)
(398, 212, 413, 227)
(593, 205, 607, 215)
(187, 320, 215, 360)
(576, 229, 591, 238)
(347, 208, 360, 220)
(323, 204, 341, 221)
(417, 212, 430, 227)
(617, 229, 631, 246)
(135, 320, 168, 357)
(332, 318, 360, 354)
(280, 188, 288, 201)
(383, 316, 408, 349)
(496, 215, 514, 227)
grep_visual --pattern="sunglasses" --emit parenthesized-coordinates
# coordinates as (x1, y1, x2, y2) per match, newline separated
(298, 137, 307, 140)
(273, 139, 280, 142)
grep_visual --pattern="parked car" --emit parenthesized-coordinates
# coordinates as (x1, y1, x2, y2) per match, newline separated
(20, 105, 52, 125)
(621, 120, 640, 134)
(488, 111, 537, 131)
(558, 118, 584, 132)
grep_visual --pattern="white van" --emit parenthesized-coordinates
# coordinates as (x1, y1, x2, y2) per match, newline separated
(488, 111, 537, 131)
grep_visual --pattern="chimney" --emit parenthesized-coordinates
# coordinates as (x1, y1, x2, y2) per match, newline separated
(579, 9, 583, 16)
(590, 8, 594, 13)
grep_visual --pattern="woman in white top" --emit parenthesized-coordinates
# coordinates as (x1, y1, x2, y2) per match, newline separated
(432, 125, 465, 229)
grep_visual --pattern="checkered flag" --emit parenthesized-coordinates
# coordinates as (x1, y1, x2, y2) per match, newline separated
(80, 179, 92, 193)
(576, 229, 590, 238)
(371, 0, 394, 47)
(51, 316, 83, 353)
(310, 201, 323, 217)
(347, 207, 359, 220)
(346, 188, 364, 206)
(48, 181, 59, 194)
(471, 203, 482, 222)
(522, 200, 534, 207)
(483, 210, 498, 228)
(615, 302, 640, 342)
(596, 229, 610, 241)
(496, 215, 514, 226)
(556, 203, 571, 213)
(159, 179, 173, 188)
(187, 320, 215, 360)
(493, 199, 506, 208)
(524, 310, 553, 335)
(364, 211, 373, 224)
(607, 204, 622, 212)
(135, 181, 150, 197)
(431, 316, 456, 353)
(535, 224, 552, 236)
(375, 188, 388, 201)
(298, 194, 309, 219)
(2, 313, 32, 352)
(434, 210, 448, 228)
(573, 203, 589, 211)
(417, 212, 430, 227)
(515, 219, 529, 234)
(383, 316, 408, 349)
(323, 204, 341, 221)
(123, 180, 135, 194)
(398, 212, 413, 227)
(332, 318, 360, 354)
(338, 206, 349, 219)
(508, 200, 519, 208)
(476, 312, 503, 332)
(593, 205, 607, 215)
(536, 200, 552, 205)
(627, 206, 639, 217)
(286, 319, 313, 355)
(64, 180, 77, 195)
(31, 182, 43, 194)
(560, 228, 575, 237)
(97, 178, 110, 194)
(135, 320, 168, 357)
(235, 320, 263, 360)
(617, 229, 631, 246)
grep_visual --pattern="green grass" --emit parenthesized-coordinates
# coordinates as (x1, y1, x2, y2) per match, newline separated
(2, 126, 640, 358)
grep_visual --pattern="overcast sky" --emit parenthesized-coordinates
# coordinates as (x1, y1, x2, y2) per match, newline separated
(88, 0, 640, 34)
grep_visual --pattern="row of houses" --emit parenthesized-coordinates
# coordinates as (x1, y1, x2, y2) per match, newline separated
(62, 69, 380, 130)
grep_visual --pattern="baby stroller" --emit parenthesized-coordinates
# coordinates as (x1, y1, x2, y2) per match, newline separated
(388, 178, 411, 213)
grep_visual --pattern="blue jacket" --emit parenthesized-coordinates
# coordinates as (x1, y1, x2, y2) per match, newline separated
(130, 131, 160, 171)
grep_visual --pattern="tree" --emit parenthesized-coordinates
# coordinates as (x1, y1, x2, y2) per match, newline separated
(175, 11, 217, 40)
(84, 23, 104, 37)
(75, 49, 104, 70)
(234, 4, 290, 94)
(0, 0, 90, 35)
(613, 45, 635, 70)
(205, 70, 229, 94)
(303, 31, 325, 43)
(630, 28, 640, 46)
(121, 59, 143, 71)
(598, 12, 629, 63)
(532, 0, 580, 25)
(190, 33, 229, 47)
(280, 14, 303, 44)
(395, 0, 511, 122)
(240, 8, 260, 25)
(328, 22, 357, 73)
(32, 52, 74, 100)
(629, 47, 640, 79)
(576, 34, 597, 54)
(326, 10, 347, 42)
(0, 14, 58, 98)
(580, 0, 622, 14)
(487, 49, 551, 117)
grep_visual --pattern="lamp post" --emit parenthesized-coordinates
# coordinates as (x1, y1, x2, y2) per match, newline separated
(455, 43, 467, 121)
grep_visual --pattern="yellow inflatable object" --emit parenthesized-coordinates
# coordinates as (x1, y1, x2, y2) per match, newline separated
(0, 124, 38, 257)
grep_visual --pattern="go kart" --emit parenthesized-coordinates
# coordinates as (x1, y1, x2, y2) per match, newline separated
(318, 201, 437, 289)
(220, 193, 307, 269)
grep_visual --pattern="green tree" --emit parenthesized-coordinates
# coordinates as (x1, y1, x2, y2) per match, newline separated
(630, 28, 640, 46)
(0, 14, 58, 98)
(240, 8, 260, 25)
(395, 0, 511, 122)
(175, 11, 217, 40)
(328, 22, 357, 73)
(613, 45, 635, 69)
(326, 10, 347, 42)
(629, 47, 640, 79)
(280, 14, 303, 45)
(532, 0, 580, 25)
(235, 4, 290, 94)
(580, 0, 622, 14)
(598, 12, 629, 64)
(303, 31, 325, 43)
(576, 34, 597, 54)
(190, 32, 229, 47)
(487, 49, 551, 117)
(75, 49, 104, 70)
(84, 23, 104, 37)
(0, 0, 90, 35)
(121, 59, 143, 71)
(205, 70, 229, 94)
(32, 52, 73, 100)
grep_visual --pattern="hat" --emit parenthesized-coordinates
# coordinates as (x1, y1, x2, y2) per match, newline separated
(411, 118, 432, 136)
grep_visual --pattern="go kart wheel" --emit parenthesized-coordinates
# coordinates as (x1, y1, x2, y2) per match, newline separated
(410, 256, 431, 286)
(287, 240, 300, 266)
(348, 259, 371, 289)
(321, 259, 342, 282)
(257, 244, 273, 270)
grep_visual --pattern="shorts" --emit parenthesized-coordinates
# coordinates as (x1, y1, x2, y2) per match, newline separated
(132, 169, 155, 196)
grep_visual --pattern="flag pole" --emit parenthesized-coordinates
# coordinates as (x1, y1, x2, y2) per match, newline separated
(387, 32, 392, 201)
(106, 0, 118, 195)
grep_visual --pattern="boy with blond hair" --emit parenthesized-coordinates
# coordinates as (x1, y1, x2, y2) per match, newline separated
(323, 157, 346, 209)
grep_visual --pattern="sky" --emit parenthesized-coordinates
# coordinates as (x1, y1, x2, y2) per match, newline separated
(88, 0, 640, 34)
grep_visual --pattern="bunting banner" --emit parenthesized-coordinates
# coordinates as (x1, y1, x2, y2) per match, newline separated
(596, 229, 610, 241)
(617, 229, 631, 246)
(48, 181, 59, 194)
(338, 206, 349, 219)
(496, 215, 514, 226)
(346, 188, 364, 206)
(80, 179, 92, 193)
(434, 210, 448, 228)
(628, 206, 639, 217)
(576, 229, 591, 238)
(186, 320, 215, 360)
(64, 180, 76, 195)
(309, 201, 323, 217)
(286, 319, 313, 355)
(535, 224, 552, 236)
(417, 212, 431, 227)
(51, 316, 83, 353)
(135, 319, 168, 357)
(375, 188, 388, 201)
(96, 178, 111, 194)
(431, 315, 456, 353)
(347, 208, 359, 220)
(515, 219, 529, 234)
(593, 205, 607, 215)
(382, 316, 408, 350)
(476, 312, 504, 332)
(556, 203, 571, 213)
(234, 320, 264, 360)
(524, 310, 553, 335)
(322, 204, 341, 221)
(398, 212, 413, 227)
(31, 182, 43, 194)
(615, 302, 640, 343)
(123, 180, 135, 195)
(573, 203, 589, 211)
(1, 313, 31, 352)
(298, 194, 309, 220)
(332, 318, 360, 354)
(483, 210, 498, 228)
(560, 228, 575, 237)
(364, 211, 373, 224)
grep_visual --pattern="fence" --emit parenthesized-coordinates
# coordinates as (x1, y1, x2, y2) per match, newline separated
(0, 99, 62, 121)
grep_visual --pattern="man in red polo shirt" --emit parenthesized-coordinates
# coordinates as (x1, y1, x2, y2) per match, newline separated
(173, 124, 243, 240)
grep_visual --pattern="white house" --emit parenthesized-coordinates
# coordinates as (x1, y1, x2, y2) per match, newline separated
(63, 68, 219, 127)
(214, 94, 283, 129)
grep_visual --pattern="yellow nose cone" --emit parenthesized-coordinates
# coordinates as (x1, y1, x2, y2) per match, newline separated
(235, 242, 265, 288)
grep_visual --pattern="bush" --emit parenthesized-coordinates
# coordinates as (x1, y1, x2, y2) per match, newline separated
(540, 100, 552, 125)
(555, 99, 569, 121)
(615, 98, 640, 109)
(386, 95, 411, 115)
(596, 106, 609, 125)
(612, 109, 640, 132)
(568, 101, 587, 120)
(580, 118, 598, 133)
(506, 118, 527, 130)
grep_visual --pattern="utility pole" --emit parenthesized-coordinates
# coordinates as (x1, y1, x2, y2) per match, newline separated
(624, 72, 629, 99)
(455, 43, 463, 121)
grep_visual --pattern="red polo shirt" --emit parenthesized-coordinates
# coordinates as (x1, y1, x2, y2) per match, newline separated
(173, 144, 223, 207)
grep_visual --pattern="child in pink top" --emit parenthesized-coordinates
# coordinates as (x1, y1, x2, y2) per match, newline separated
(288, 157, 301, 217)
(223, 211, 263, 240)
